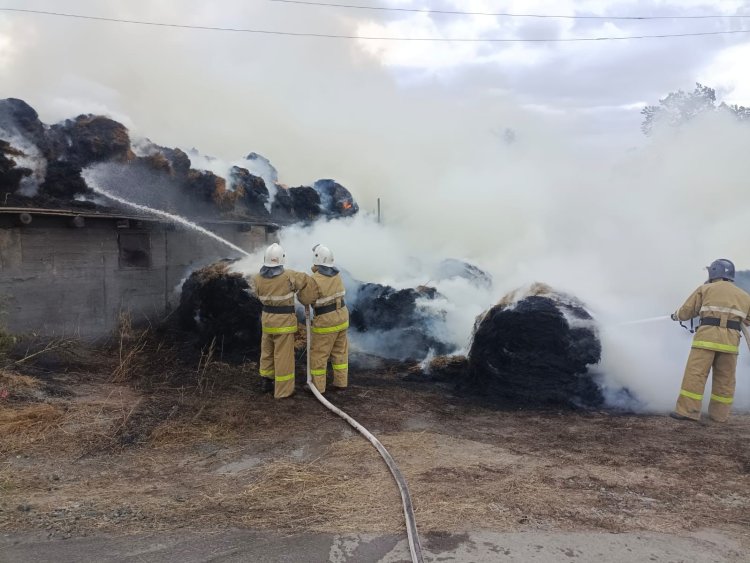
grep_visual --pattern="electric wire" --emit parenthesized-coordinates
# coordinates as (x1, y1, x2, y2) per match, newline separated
(1, 7, 750, 42)
(267, 0, 750, 21)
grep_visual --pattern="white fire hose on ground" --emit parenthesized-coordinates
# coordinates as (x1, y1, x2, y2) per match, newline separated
(305, 313, 424, 563)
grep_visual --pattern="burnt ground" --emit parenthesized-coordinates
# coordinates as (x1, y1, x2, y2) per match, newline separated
(0, 337, 749, 560)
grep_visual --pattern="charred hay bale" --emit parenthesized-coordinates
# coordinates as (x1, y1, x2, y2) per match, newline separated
(158, 146, 191, 178)
(467, 284, 603, 408)
(183, 169, 241, 212)
(313, 179, 359, 217)
(49, 115, 133, 166)
(40, 160, 90, 198)
(271, 185, 297, 222)
(0, 141, 32, 192)
(0, 98, 48, 150)
(231, 166, 270, 215)
(38, 114, 133, 199)
(289, 186, 321, 222)
(178, 262, 263, 358)
(433, 259, 493, 290)
(245, 152, 278, 183)
(349, 283, 453, 359)
(134, 141, 192, 179)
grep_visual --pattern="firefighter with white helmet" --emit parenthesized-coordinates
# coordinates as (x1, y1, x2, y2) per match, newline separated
(670, 258, 750, 422)
(298, 244, 349, 393)
(250, 243, 311, 399)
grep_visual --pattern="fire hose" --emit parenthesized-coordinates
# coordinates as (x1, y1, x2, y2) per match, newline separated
(305, 313, 424, 563)
(619, 315, 750, 352)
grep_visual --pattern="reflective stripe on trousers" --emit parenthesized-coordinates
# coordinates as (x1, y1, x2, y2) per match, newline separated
(692, 340, 739, 353)
(710, 393, 733, 404)
(312, 321, 349, 334)
(680, 389, 702, 401)
(263, 325, 298, 334)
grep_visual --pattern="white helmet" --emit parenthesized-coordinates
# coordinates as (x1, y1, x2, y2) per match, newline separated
(263, 243, 286, 267)
(312, 244, 335, 266)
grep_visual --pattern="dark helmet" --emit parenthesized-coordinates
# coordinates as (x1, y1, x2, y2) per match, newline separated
(706, 258, 735, 282)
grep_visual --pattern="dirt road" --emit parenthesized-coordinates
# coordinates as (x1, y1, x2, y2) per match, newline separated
(1, 344, 748, 562)
(2, 528, 746, 562)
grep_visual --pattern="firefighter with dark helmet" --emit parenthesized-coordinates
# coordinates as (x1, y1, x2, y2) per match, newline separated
(250, 243, 311, 399)
(670, 258, 750, 422)
(298, 244, 349, 394)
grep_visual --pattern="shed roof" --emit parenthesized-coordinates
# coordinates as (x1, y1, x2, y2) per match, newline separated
(0, 206, 282, 228)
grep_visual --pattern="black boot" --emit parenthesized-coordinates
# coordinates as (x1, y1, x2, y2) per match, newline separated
(261, 378, 274, 394)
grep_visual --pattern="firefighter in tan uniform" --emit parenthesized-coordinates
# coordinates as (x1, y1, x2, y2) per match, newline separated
(251, 243, 311, 399)
(297, 245, 349, 394)
(671, 259, 750, 422)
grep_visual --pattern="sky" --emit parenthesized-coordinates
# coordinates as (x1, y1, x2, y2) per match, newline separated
(1, 0, 749, 172)
(3, 1, 750, 410)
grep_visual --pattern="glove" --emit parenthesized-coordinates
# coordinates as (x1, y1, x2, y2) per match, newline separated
(670, 313, 678, 321)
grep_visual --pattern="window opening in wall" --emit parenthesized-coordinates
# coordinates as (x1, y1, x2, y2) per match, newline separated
(118, 232, 151, 269)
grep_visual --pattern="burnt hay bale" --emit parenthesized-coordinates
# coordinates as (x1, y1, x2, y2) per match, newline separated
(48, 114, 133, 167)
(231, 166, 270, 214)
(313, 179, 359, 217)
(289, 185, 322, 222)
(467, 284, 603, 408)
(178, 262, 263, 359)
(0, 98, 48, 150)
(433, 258, 493, 290)
(0, 141, 32, 192)
(349, 282, 454, 360)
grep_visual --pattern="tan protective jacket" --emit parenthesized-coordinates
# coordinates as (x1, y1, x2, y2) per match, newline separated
(298, 269, 349, 333)
(675, 280, 750, 354)
(251, 269, 310, 334)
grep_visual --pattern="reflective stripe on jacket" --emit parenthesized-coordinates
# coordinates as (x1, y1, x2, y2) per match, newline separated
(675, 280, 750, 355)
(251, 269, 310, 334)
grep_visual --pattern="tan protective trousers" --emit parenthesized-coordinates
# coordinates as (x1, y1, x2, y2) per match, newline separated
(309, 330, 348, 393)
(259, 332, 296, 399)
(675, 347, 737, 422)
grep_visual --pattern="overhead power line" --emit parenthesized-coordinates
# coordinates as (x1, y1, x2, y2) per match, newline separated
(268, 0, 750, 20)
(1, 7, 750, 42)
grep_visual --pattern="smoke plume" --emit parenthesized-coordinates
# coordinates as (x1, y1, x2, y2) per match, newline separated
(3, 1, 750, 412)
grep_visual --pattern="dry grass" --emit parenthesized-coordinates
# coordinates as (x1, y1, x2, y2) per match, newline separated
(238, 438, 402, 533)
(1, 334, 748, 546)
(0, 369, 43, 400)
(111, 313, 153, 383)
(0, 404, 65, 452)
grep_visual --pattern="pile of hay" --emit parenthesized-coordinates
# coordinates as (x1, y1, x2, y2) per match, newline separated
(177, 262, 263, 360)
(466, 283, 603, 408)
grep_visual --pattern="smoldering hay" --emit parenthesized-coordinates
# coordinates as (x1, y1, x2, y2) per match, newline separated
(4, 92, 750, 413)
(465, 283, 604, 408)
(0, 98, 359, 224)
(175, 255, 612, 409)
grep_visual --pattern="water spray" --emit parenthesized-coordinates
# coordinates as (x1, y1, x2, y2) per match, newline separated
(82, 169, 251, 258)
(615, 315, 671, 327)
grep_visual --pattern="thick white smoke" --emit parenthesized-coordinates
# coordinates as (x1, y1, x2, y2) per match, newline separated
(3, 1, 750, 412)
(231, 111, 750, 413)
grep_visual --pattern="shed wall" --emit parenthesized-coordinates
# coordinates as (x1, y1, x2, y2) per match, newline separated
(0, 215, 272, 336)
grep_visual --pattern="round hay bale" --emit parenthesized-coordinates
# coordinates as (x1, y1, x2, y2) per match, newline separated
(177, 261, 263, 359)
(467, 283, 603, 408)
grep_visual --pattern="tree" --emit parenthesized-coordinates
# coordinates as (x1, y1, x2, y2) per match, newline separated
(641, 83, 749, 136)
